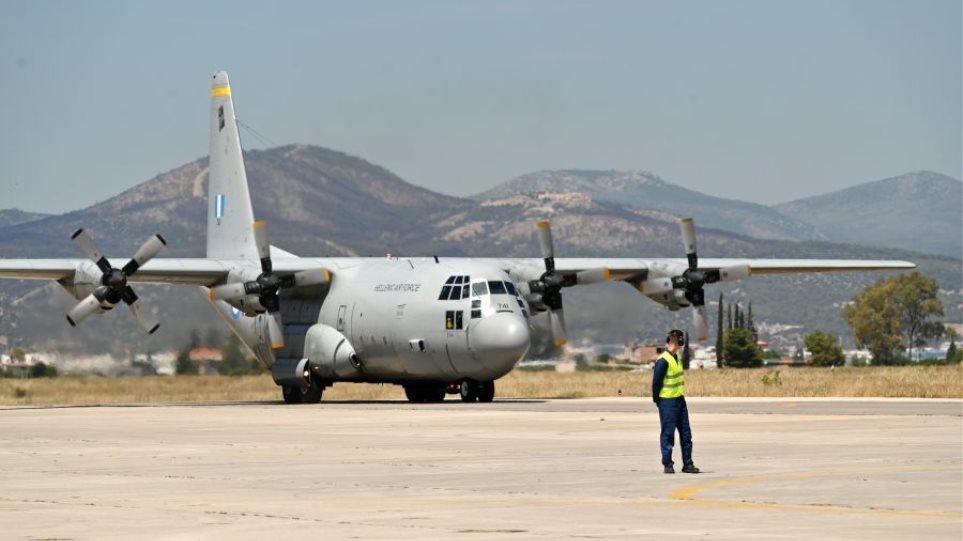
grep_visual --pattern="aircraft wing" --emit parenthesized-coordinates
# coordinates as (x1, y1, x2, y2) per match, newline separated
(486, 257, 917, 283)
(0, 258, 230, 286)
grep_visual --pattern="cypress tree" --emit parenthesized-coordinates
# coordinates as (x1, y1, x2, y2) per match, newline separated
(716, 292, 724, 367)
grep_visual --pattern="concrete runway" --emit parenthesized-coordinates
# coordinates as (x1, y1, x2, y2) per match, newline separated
(1, 398, 960, 540)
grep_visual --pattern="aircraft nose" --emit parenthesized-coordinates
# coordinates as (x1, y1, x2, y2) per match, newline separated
(471, 312, 531, 374)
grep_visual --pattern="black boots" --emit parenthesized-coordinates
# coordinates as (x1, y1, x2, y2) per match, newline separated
(682, 464, 700, 474)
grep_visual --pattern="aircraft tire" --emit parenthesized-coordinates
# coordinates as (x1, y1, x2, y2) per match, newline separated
(281, 385, 302, 404)
(405, 383, 446, 403)
(477, 381, 495, 403)
(299, 379, 323, 404)
(460, 380, 479, 403)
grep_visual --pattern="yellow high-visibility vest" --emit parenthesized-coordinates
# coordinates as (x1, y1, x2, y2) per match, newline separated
(658, 350, 685, 399)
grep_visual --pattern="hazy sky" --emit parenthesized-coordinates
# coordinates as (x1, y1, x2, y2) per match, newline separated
(1, 0, 960, 214)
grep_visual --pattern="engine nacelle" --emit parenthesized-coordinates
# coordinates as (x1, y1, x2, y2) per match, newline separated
(304, 323, 361, 379)
(56, 261, 102, 301)
(645, 289, 690, 311)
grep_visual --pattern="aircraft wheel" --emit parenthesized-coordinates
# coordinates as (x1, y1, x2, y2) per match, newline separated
(404, 385, 423, 402)
(405, 383, 446, 403)
(460, 380, 479, 402)
(477, 381, 495, 403)
(282, 385, 302, 404)
(300, 379, 323, 404)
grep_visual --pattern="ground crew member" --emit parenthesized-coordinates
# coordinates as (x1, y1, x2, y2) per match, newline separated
(652, 329, 700, 474)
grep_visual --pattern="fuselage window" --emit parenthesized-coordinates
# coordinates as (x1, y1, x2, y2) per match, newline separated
(471, 309, 482, 319)
(505, 281, 518, 296)
(471, 282, 489, 297)
(488, 280, 507, 295)
(445, 310, 465, 330)
(438, 285, 452, 300)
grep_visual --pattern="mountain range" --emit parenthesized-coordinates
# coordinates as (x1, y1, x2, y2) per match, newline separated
(0, 144, 959, 355)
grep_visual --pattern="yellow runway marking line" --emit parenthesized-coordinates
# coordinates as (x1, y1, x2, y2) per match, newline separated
(671, 464, 962, 519)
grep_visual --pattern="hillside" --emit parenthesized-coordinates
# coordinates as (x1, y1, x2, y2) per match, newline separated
(0, 146, 959, 355)
(473, 169, 825, 242)
(775, 171, 962, 258)
(0, 209, 49, 228)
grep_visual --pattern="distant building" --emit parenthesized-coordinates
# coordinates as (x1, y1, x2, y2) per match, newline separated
(623, 341, 664, 365)
(189, 348, 223, 375)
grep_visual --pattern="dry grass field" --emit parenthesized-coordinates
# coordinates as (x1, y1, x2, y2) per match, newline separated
(1, 365, 960, 406)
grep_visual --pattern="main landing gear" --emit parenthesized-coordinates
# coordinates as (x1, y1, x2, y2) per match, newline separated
(404, 382, 447, 403)
(281, 378, 323, 404)
(458, 379, 495, 403)
(402, 380, 496, 403)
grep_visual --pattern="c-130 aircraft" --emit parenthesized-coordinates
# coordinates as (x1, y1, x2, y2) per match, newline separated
(0, 72, 915, 404)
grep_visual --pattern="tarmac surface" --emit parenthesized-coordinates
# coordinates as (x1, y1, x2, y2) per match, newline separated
(1, 397, 961, 540)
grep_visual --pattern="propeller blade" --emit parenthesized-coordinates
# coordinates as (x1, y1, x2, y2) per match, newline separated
(639, 277, 674, 296)
(536, 220, 555, 267)
(680, 218, 698, 270)
(71, 229, 112, 273)
(66, 289, 108, 327)
(692, 304, 709, 342)
(209, 283, 249, 302)
(122, 234, 167, 276)
(717, 264, 751, 282)
(291, 268, 331, 288)
(575, 267, 611, 285)
(266, 311, 285, 349)
(253, 220, 271, 273)
(549, 309, 567, 347)
(126, 295, 160, 334)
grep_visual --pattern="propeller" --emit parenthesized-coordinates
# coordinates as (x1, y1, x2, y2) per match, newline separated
(527, 220, 611, 347)
(669, 218, 749, 342)
(209, 221, 330, 349)
(66, 229, 166, 334)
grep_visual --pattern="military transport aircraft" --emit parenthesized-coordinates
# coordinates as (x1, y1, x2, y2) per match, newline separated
(0, 72, 914, 404)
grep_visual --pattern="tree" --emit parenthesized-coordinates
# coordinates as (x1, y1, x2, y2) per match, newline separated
(29, 361, 50, 378)
(726, 304, 732, 331)
(220, 333, 249, 375)
(723, 327, 762, 368)
(843, 273, 945, 364)
(175, 347, 198, 375)
(946, 339, 959, 363)
(805, 331, 845, 367)
(716, 293, 724, 368)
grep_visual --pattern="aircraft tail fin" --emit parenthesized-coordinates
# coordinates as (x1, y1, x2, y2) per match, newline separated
(207, 71, 258, 259)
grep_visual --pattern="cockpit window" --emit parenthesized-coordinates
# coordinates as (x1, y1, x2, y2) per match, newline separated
(488, 281, 507, 295)
(445, 276, 456, 285)
(471, 282, 489, 297)
(505, 281, 518, 296)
